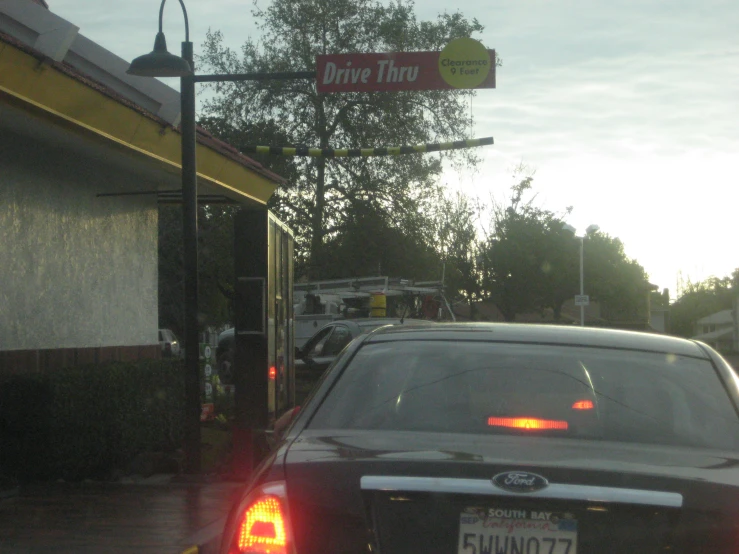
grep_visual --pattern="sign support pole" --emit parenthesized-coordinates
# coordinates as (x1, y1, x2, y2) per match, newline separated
(580, 237, 585, 327)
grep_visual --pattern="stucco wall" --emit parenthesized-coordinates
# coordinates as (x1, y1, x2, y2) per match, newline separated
(0, 130, 159, 350)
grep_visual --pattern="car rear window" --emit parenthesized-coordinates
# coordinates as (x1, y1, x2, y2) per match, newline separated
(309, 340, 739, 450)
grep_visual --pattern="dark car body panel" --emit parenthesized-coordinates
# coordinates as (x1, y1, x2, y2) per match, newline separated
(286, 430, 739, 483)
(220, 324, 739, 554)
(361, 323, 711, 359)
(282, 431, 739, 554)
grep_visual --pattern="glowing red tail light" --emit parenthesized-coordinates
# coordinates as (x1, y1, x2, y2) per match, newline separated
(269, 366, 277, 380)
(487, 417, 569, 430)
(237, 496, 288, 554)
(230, 482, 292, 554)
(571, 400, 594, 410)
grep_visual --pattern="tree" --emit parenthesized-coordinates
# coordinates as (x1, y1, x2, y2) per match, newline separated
(477, 177, 570, 321)
(198, 0, 497, 278)
(433, 191, 481, 311)
(581, 232, 651, 323)
(669, 271, 738, 338)
(315, 200, 440, 280)
(539, 222, 580, 321)
(158, 204, 239, 335)
(196, 204, 239, 328)
(476, 176, 650, 323)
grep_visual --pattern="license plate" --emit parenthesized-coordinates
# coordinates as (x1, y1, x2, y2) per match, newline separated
(458, 507, 578, 554)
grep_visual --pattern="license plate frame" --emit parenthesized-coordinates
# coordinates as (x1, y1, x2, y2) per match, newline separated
(457, 506, 578, 554)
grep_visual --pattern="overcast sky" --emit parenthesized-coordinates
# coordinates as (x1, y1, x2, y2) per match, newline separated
(50, 0, 739, 295)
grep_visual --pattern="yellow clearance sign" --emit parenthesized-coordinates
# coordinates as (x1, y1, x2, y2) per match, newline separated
(439, 38, 492, 89)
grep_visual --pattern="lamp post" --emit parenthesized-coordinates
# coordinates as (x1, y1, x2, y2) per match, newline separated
(563, 223, 599, 327)
(128, 0, 314, 474)
(129, 0, 199, 472)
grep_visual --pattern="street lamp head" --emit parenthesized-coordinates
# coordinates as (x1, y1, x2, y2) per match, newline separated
(127, 31, 193, 77)
(562, 223, 577, 235)
(585, 224, 600, 234)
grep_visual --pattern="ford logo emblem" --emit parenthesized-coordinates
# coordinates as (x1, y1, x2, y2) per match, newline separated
(492, 471, 549, 493)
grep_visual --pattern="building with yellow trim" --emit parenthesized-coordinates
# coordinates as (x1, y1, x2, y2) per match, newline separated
(0, 0, 284, 371)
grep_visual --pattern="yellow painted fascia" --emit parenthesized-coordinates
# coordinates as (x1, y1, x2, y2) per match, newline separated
(0, 41, 279, 204)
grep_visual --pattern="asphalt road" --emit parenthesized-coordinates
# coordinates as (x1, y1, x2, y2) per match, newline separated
(0, 477, 242, 554)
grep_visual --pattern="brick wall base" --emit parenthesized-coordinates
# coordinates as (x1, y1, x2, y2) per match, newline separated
(0, 345, 161, 377)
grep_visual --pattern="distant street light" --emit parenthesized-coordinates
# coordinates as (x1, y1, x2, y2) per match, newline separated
(563, 223, 600, 326)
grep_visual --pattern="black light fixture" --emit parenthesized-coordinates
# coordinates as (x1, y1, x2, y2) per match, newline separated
(128, 31, 192, 77)
(127, 0, 192, 78)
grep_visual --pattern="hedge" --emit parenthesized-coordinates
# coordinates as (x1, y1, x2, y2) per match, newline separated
(0, 359, 185, 481)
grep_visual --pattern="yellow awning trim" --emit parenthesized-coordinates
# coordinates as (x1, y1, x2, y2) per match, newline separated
(0, 41, 279, 205)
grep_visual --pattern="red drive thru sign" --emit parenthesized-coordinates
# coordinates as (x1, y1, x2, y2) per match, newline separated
(317, 38, 495, 94)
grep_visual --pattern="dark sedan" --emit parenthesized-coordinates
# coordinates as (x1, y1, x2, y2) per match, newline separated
(295, 317, 433, 376)
(218, 323, 739, 554)
(216, 318, 432, 385)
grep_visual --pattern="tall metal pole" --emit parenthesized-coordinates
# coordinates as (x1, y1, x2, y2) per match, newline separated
(127, 0, 317, 478)
(579, 236, 585, 327)
(180, 39, 201, 473)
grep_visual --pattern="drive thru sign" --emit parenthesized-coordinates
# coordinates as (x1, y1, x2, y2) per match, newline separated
(316, 37, 495, 93)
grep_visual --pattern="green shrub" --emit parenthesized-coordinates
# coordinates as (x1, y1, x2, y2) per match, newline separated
(0, 359, 185, 481)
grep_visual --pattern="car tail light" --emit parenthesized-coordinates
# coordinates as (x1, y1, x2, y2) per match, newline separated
(238, 497, 286, 553)
(487, 417, 569, 430)
(227, 482, 293, 554)
(269, 366, 277, 380)
(571, 400, 594, 410)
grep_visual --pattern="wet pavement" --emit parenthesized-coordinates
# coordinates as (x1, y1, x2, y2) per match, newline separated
(0, 477, 243, 554)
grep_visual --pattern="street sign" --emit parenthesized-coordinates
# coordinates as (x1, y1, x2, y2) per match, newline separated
(574, 295, 590, 306)
(316, 37, 495, 93)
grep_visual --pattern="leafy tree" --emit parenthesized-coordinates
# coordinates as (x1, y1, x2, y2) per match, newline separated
(158, 204, 239, 336)
(669, 271, 738, 338)
(478, 177, 568, 321)
(198, 0, 497, 278)
(477, 177, 650, 323)
(433, 191, 482, 312)
(582, 232, 651, 323)
(316, 201, 440, 280)
(539, 223, 580, 321)
(197, 204, 239, 327)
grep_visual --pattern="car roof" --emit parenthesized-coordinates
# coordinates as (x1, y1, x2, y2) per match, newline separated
(353, 318, 435, 327)
(363, 322, 709, 358)
(217, 318, 435, 341)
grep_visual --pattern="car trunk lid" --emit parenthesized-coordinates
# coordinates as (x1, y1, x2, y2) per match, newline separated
(285, 431, 739, 554)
